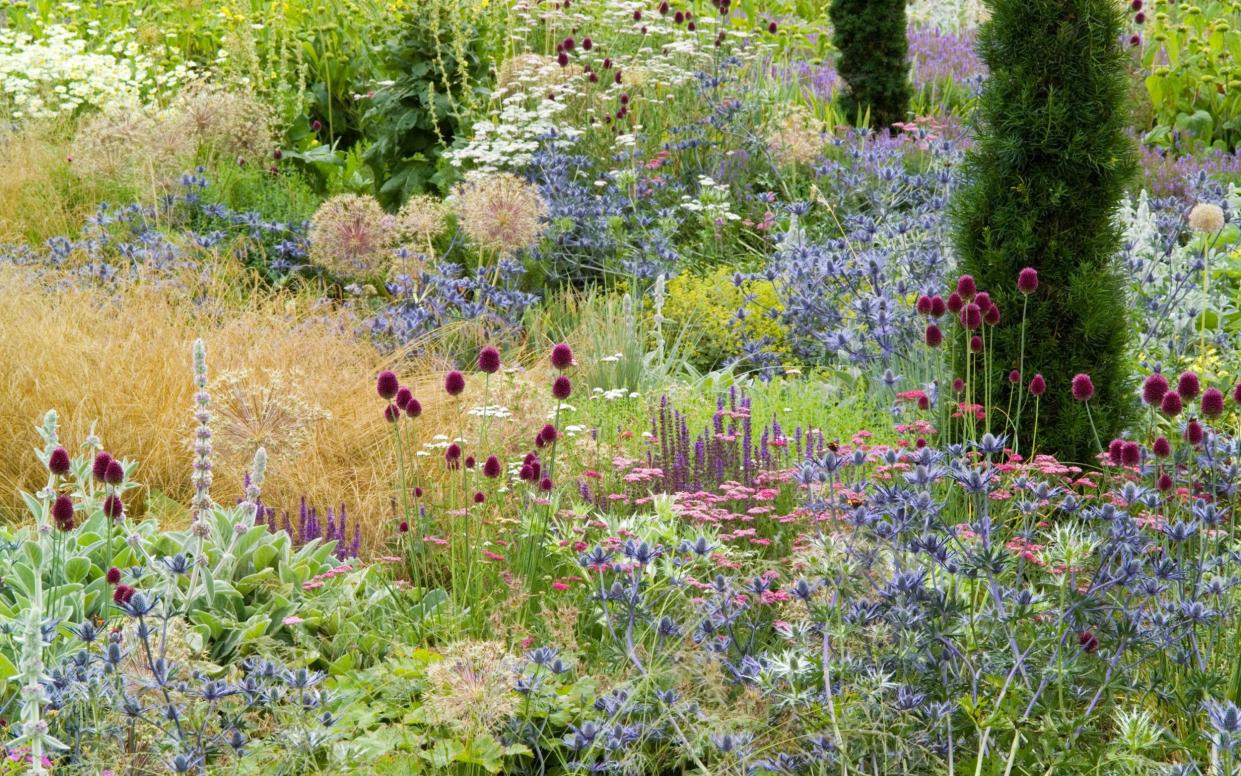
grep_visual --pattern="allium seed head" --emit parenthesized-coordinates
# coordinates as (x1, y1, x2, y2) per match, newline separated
(453, 173, 549, 255)
(1188, 202, 1225, 234)
(308, 194, 393, 276)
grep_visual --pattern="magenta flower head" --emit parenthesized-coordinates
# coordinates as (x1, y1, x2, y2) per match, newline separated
(1185, 419, 1205, 446)
(444, 370, 466, 396)
(969, 335, 983, 353)
(383, 404, 400, 423)
(445, 443, 462, 466)
(406, 398, 422, 418)
(1107, 438, 1124, 465)
(924, 323, 943, 348)
(473, 491, 486, 504)
(1161, 391, 1182, 417)
(48, 446, 70, 476)
(550, 342, 575, 370)
(929, 295, 946, 317)
(915, 295, 932, 315)
(1071, 373, 1095, 401)
(1157, 472, 1173, 492)
(540, 423, 558, 444)
(1234, 381, 1241, 405)
(483, 455, 501, 478)
(465, 456, 476, 469)
(552, 376, 573, 400)
(477, 346, 501, 374)
(1017, 267, 1039, 294)
(1152, 436, 1171, 458)
(92, 451, 113, 482)
(1121, 441, 1141, 467)
(955, 274, 977, 300)
(539, 477, 553, 491)
(974, 292, 991, 310)
(52, 495, 74, 528)
(519, 463, 535, 480)
(946, 292, 964, 314)
(395, 387, 413, 411)
(104, 459, 124, 486)
(952, 377, 966, 394)
(1008, 370, 1021, 384)
(960, 303, 982, 330)
(105, 566, 122, 585)
(1142, 373, 1169, 406)
(398, 520, 409, 533)
(376, 370, 399, 400)
(103, 493, 124, 521)
(1176, 371, 1200, 401)
(1029, 374, 1046, 396)
(1202, 387, 1225, 419)
(983, 304, 1001, 326)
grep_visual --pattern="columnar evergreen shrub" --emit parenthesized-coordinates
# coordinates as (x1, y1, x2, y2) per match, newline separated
(953, 0, 1137, 462)
(828, 0, 911, 129)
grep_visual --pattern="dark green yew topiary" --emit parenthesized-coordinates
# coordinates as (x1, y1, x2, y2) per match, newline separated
(953, 0, 1137, 463)
(828, 0, 911, 129)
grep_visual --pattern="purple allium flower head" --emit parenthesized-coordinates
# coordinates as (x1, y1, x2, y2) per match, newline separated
(414, 486, 423, 498)
(1157, 472, 1173, 491)
(539, 477, 553, 491)
(1071, 373, 1095, 401)
(1107, 438, 1124, 465)
(1152, 436, 1171, 457)
(398, 521, 409, 533)
(562, 36, 575, 50)
(465, 456, 476, 469)
(552, 375, 573, 399)
(924, 323, 943, 348)
(1234, 381, 1241, 405)
(395, 387, 413, 411)
(376, 370, 399, 400)
(406, 398, 422, 418)
(1008, 370, 1020, 384)
(1029, 374, 1046, 396)
(48, 447, 70, 476)
(1176, 371, 1200, 401)
(519, 464, 534, 480)
(104, 459, 124, 486)
(767, 19, 778, 33)
(445, 443, 461, 463)
(477, 346, 501, 374)
(473, 491, 485, 504)
(1079, 630, 1099, 654)
(1185, 419, 1205, 446)
(916, 295, 932, 315)
(92, 451, 113, 482)
(960, 303, 982, 330)
(1161, 391, 1183, 417)
(540, 423, 558, 444)
(583, 37, 593, 50)
(974, 291, 991, 310)
(383, 404, 400, 423)
(557, 51, 569, 67)
(52, 494, 74, 528)
(952, 377, 966, 393)
(483, 455, 501, 478)
(444, 370, 466, 396)
(946, 292, 963, 314)
(956, 274, 977, 300)
(929, 295, 946, 317)
(103, 493, 124, 521)
(106, 566, 121, 585)
(1017, 267, 1039, 294)
(983, 304, 1001, 326)
(969, 335, 983, 353)
(1142, 373, 1169, 406)
(1121, 441, 1141, 467)
(1202, 387, 1225, 419)
(550, 342, 574, 370)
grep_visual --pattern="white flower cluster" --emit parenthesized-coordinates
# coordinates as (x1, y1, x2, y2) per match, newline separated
(907, 0, 988, 31)
(448, 93, 582, 176)
(0, 25, 193, 120)
(680, 175, 740, 224)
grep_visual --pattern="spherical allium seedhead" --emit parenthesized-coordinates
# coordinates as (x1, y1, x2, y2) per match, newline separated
(552, 375, 573, 400)
(955, 275, 977, 300)
(92, 451, 113, 482)
(103, 493, 124, 521)
(1185, 420, 1205, 446)
(453, 173, 549, 255)
(1188, 202, 1225, 234)
(952, 377, 966, 394)
(924, 323, 943, 348)
(104, 459, 124, 486)
(308, 194, 393, 276)
(983, 304, 1001, 326)
(1070, 374, 1095, 402)
(395, 387, 413, 411)
(106, 566, 122, 585)
(946, 292, 963, 314)
(398, 521, 409, 533)
(1029, 374, 1046, 396)
(539, 477, 553, 491)
(1202, 387, 1225, 419)
(915, 295, 932, 315)
(1157, 473, 1173, 492)
(550, 343, 574, 370)
(969, 335, 983, 353)
(444, 370, 466, 396)
(1161, 391, 1182, 417)
(473, 491, 486, 504)
(483, 455, 501, 478)
(540, 424, 558, 444)
(1142, 373, 1169, 406)
(1121, 441, 1141, 467)
(376, 370, 399, 400)
(406, 398, 422, 418)
(52, 495, 74, 529)
(48, 446, 71, 476)
(929, 295, 946, 317)
(477, 346, 501, 374)
(1107, 438, 1124, 465)
(1008, 370, 1021, 384)
(1176, 371, 1200, 401)
(1017, 267, 1039, 294)
(383, 404, 400, 423)
(1152, 436, 1171, 457)
(960, 303, 982, 330)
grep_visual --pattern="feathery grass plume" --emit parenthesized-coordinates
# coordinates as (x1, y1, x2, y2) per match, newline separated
(765, 106, 826, 167)
(829, 0, 911, 129)
(953, 0, 1136, 461)
(453, 173, 548, 256)
(307, 194, 395, 277)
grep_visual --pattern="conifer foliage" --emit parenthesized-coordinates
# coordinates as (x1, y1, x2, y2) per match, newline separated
(954, 0, 1137, 462)
(828, 0, 911, 129)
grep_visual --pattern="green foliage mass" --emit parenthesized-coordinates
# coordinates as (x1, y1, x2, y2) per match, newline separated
(659, 267, 789, 373)
(828, 0, 912, 129)
(953, 0, 1138, 462)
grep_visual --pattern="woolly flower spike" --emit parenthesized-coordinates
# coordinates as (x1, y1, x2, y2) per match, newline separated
(1188, 202, 1225, 234)
(1071, 374, 1095, 401)
(376, 371, 400, 400)
(1029, 374, 1046, 396)
(308, 193, 394, 276)
(1202, 387, 1225, 419)
(1160, 391, 1182, 417)
(552, 375, 573, 400)
(454, 173, 549, 255)
(52, 495, 74, 530)
(445, 370, 466, 396)
(103, 493, 124, 521)
(47, 447, 70, 476)
(477, 346, 501, 374)
(92, 451, 113, 482)
(924, 323, 943, 348)
(1142, 373, 1169, 406)
(1017, 267, 1039, 294)
(1176, 371, 1200, 401)
(550, 343, 574, 370)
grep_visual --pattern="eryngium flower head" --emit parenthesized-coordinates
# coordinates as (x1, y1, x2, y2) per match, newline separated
(48, 446, 71, 476)
(1017, 267, 1038, 294)
(445, 370, 466, 396)
(550, 343, 574, 370)
(1177, 371, 1200, 401)
(376, 370, 400, 400)
(1142, 373, 1169, 405)
(477, 346, 501, 374)
(1189, 202, 1225, 233)
(308, 194, 393, 277)
(1202, 387, 1225, 419)
(1071, 373, 1095, 401)
(453, 173, 548, 255)
(552, 375, 572, 399)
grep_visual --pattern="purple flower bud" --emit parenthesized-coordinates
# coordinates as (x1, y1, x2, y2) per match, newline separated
(1161, 391, 1182, 417)
(1008, 370, 1020, 384)
(969, 335, 983, 353)
(1176, 371, 1200, 401)
(1017, 267, 1039, 294)
(955, 275, 976, 300)
(952, 377, 965, 393)
(376, 370, 399, 400)
(550, 343, 575, 370)
(473, 491, 486, 504)
(552, 375, 573, 399)
(444, 370, 466, 396)
(1071, 373, 1094, 402)
(1202, 387, 1225, 419)
(1142, 374, 1168, 406)
(92, 452, 113, 482)
(406, 398, 422, 418)
(924, 323, 943, 348)
(983, 304, 1000, 326)
(465, 456, 476, 469)
(103, 493, 124, 521)
(52, 495, 74, 528)
(106, 566, 121, 585)
(1152, 436, 1171, 457)
(48, 447, 70, 476)
(104, 459, 124, 486)
(398, 521, 409, 533)
(477, 346, 501, 374)
(483, 455, 502, 478)
(395, 387, 413, 411)
(1029, 374, 1046, 396)
(384, 404, 400, 423)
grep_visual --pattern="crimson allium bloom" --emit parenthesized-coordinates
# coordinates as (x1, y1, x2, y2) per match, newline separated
(414, 486, 423, 498)
(1202, 387, 1225, 419)
(1152, 436, 1171, 457)
(376, 370, 399, 400)
(113, 585, 135, 604)
(946, 292, 964, 314)
(550, 343, 574, 369)
(103, 494, 124, 521)
(956, 274, 977, 299)
(983, 304, 1001, 326)
(473, 491, 485, 504)
(929, 295, 947, 317)
(106, 566, 121, 585)
(974, 292, 991, 310)
(477, 346, 501, 374)
(1185, 420, 1205, 446)
(917, 395, 930, 410)
(1234, 381, 1241, 405)
(48, 446, 71, 476)
(1176, 371, 1200, 401)
(540, 423, 558, 444)
(1160, 391, 1182, 417)
(444, 370, 466, 396)
(1078, 630, 1099, 654)
(1107, 438, 1124, 465)
(519, 464, 535, 480)
(398, 521, 409, 533)
(1071, 373, 1094, 401)
(52, 495, 74, 528)
(960, 303, 982, 330)
(1142, 373, 1169, 406)
(924, 324, 943, 348)
(465, 456, 476, 469)
(383, 404, 400, 423)
(395, 387, 413, 411)
(406, 398, 422, 418)
(1029, 374, 1046, 396)
(552, 375, 573, 399)
(1008, 370, 1020, 384)
(1157, 472, 1173, 491)
(539, 477, 553, 491)
(104, 459, 124, 486)
(483, 455, 502, 478)
(445, 443, 462, 465)
(969, 335, 983, 353)
(1017, 267, 1039, 294)
(952, 377, 966, 393)
(92, 452, 113, 482)
(915, 295, 932, 315)
(1121, 442, 1141, 467)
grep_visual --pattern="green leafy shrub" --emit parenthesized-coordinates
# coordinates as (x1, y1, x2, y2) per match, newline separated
(829, 0, 912, 129)
(658, 267, 789, 372)
(953, 0, 1137, 461)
